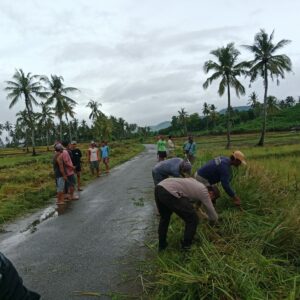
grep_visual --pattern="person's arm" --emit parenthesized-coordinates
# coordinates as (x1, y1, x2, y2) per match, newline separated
(97, 149, 100, 161)
(220, 168, 242, 208)
(197, 193, 218, 222)
(62, 151, 74, 169)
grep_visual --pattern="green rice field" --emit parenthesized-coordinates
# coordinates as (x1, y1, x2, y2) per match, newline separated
(145, 132, 300, 299)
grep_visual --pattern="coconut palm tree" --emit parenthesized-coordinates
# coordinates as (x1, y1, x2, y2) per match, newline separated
(37, 102, 55, 150)
(267, 96, 281, 131)
(243, 29, 292, 146)
(5, 69, 47, 155)
(42, 75, 78, 141)
(248, 92, 262, 118)
(202, 102, 210, 131)
(16, 110, 32, 151)
(209, 104, 219, 129)
(64, 102, 76, 141)
(178, 108, 188, 135)
(203, 43, 247, 148)
(86, 99, 102, 121)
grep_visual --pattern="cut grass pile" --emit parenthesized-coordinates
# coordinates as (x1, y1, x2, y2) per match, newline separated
(145, 134, 300, 299)
(0, 141, 144, 225)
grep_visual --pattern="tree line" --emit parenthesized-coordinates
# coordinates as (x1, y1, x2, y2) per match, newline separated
(2, 70, 151, 155)
(160, 94, 299, 137)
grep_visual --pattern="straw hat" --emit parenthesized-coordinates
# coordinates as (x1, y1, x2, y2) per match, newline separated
(232, 150, 246, 165)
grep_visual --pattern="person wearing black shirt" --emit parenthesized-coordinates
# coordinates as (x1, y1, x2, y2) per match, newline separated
(70, 141, 83, 191)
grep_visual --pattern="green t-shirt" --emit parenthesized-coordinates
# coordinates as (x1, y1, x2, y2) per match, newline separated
(157, 140, 167, 152)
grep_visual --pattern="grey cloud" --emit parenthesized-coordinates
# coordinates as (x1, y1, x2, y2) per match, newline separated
(102, 71, 198, 103)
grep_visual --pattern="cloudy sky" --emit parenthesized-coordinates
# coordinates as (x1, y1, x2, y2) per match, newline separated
(0, 0, 299, 126)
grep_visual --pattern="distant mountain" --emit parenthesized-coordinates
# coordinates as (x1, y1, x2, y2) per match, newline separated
(149, 121, 171, 132)
(219, 106, 250, 114)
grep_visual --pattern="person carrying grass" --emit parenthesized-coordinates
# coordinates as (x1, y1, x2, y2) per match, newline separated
(152, 157, 192, 186)
(155, 177, 219, 251)
(195, 150, 246, 209)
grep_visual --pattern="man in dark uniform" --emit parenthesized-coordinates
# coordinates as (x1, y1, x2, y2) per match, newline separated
(70, 141, 83, 191)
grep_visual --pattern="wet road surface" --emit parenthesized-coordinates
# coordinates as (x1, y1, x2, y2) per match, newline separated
(0, 145, 158, 299)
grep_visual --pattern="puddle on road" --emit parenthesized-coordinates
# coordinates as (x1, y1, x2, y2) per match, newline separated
(20, 206, 58, 234)
(0, 205, 60, 251)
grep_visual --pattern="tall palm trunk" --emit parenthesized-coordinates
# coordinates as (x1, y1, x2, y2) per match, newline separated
(68, 122, 72, 141)
(30, 126, 36, 155)
(25, 99, 36, 156)
(59, 116, 63, 141)
(46, 130, 49, 151)
(226, 79, 231, 149)
(258, 67, 268, 146)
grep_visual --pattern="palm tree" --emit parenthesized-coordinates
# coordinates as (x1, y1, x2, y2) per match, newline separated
(37, 102, 54, 150)
(4, 121, 13, 145)
(63, 102, 76, 141)
(71, 118, 79, 141)
(248, 92, 262, 117)
(203, 43, 247, 148)
(86, 99, 102, 121)
(209, 104, 219, 129)
(42, 75, 78, 141)
(178, 108, 188, 135)
(16, 110, 32, 151)
(5, 69, 47, 155)
(202, 102, 210, 131)
(243, 29, 292, 146)
(267, 96, 281, 131)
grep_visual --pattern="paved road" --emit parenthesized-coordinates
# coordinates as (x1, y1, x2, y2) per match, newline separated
(0, 145, 157, 299)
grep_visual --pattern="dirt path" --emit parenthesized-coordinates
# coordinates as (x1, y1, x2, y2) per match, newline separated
(0, 145, 157, 299)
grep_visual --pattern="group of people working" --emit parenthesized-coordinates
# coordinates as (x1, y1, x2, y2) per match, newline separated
(53, 140, 110, 206)
(152, 149, 246, 251)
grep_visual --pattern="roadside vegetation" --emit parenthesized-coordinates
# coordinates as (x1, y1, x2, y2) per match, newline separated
(145, 133, 300, 299)
(0, 141, 143, 226)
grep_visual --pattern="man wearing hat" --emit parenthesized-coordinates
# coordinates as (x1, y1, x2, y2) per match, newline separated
(155, 177, 220, 251)
(152, 157, 192, 186)
(195, 151, 246, 208)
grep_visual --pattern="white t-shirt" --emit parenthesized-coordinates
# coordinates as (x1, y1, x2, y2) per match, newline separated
(89, 147, 99, 162)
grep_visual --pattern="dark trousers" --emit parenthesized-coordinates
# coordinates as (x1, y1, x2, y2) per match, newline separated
(155, 185, 199, 245)
(0, 252, 40, 300)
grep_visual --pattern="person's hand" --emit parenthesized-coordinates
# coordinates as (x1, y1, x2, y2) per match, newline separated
(233, 195, 243, 211)
(63, 175, 67, 181)
(209, 220, 217, 227)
